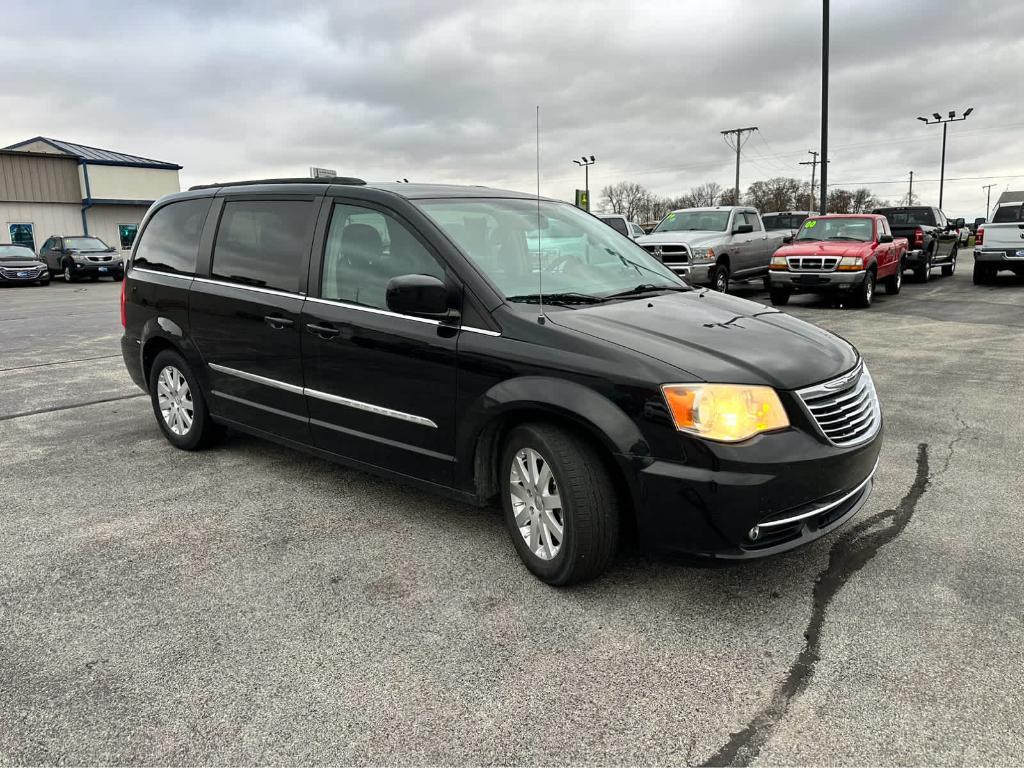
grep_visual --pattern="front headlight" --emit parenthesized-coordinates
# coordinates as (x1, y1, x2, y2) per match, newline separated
(837, 256, 864, 271)
(661, 383, 790, 442)
(690, 247, 715, 263)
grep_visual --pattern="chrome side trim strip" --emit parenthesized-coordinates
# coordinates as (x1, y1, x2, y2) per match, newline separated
(305, 296, 441, 325)
(460, 326, 501, 337)
(305, 387, 438, 428)
(208, 362, 304, 394)
(192, 276, 303, 299)
(760, 459, 879, 529)
(129, 267, 193, 282)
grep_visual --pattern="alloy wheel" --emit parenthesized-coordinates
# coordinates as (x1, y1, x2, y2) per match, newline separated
(509, 447, 564, 561)
(157, 365, 195, 436)
(64, 266, 72, 282)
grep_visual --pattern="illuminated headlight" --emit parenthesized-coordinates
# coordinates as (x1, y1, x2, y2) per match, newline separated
(837, 256, 864, 271)
(661, 383, 790, 442)
(690, 247, 715, 263)
(770, 255, 788, 270)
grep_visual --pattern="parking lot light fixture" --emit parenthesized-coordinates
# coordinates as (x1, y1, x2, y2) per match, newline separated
(572, 155, 596, 211)
(917, 108, 974, 208)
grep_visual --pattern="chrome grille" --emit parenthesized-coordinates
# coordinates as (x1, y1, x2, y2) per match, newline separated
(787, 255, 839, 272)
(86, 255, 113, 262)
(1, 266, 42, 279)
(642, 244, 690, 264)
(797, 363, 881, 447)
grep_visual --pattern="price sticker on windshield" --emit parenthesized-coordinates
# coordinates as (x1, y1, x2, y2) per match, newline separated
(804, 220, 817, 228)
(666, 213, 677, 221)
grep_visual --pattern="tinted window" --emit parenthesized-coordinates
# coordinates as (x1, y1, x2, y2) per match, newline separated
(65, 237, 111, 251)
(8, 223, 34, 251)
(762, 213, 807, 230)
(321, 203, 444, 310)
(992, 204, 1024, 223)
(875, 208, 936, 227)
(600, 216, 629, 236)
(134, 198, 212, 275)
(212, 200, 316, 292)
(630, 223, 645, 237)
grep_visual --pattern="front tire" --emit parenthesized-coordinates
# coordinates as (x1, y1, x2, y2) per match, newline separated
(149, 349, 223, 451)
(853, 270, 875, 308)
(501, 423, 619, 586)
(711, 263, 730, 293)
(769, 286, 791, 306)
(63, 264, 75, 283)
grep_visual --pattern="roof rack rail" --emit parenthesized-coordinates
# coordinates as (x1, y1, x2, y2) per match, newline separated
(188, 177, 366, 191)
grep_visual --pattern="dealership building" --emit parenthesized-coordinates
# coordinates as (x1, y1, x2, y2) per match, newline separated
(0, 136, 181, 255)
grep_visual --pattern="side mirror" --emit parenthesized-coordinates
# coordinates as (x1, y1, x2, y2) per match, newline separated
(954, 217, 965, 228)
(733, 224, 754, 234)
(386, 274, 450, 317)
(782, 234, 794, 244)
(878, 233, 894, 243)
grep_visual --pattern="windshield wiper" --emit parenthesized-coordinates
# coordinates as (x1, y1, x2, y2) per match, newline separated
(604, 283, 691, 299)
(825, 236, 865, 241)
(506, 292, 607, 306)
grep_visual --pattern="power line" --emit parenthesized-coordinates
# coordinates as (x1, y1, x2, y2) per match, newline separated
(720, 126, 759, 203)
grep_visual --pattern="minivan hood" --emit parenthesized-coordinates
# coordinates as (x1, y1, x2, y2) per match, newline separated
(547, 291, 857, 389)
(637, 231, 724, 247)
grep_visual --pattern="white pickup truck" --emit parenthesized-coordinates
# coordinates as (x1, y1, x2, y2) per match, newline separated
(635, 206, 786, 292)
(973, 200, 1024, 284)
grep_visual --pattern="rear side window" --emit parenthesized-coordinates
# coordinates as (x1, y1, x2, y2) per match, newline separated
(876, 208, 936, 227)
(134, 198, 212, 275)
(600, 217, 629, 236)
(992, 204, 1024, 223)
(211, 199, 316, 293)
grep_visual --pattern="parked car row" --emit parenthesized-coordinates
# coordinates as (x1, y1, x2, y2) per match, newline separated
(0, 235, 123, 286)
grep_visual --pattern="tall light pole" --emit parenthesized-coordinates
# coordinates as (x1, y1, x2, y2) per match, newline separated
(916, 108, 973, 209)
(820, 0, 829, 213)
(573, 155, 595, 211)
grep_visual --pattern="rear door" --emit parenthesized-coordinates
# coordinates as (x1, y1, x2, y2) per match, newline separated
(189, 194, 319, 443)
(934, 209, 958, 263)
(300, 197, 459, 486)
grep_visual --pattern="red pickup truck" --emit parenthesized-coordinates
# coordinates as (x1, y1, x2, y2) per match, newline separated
(767, 214, 908, 308)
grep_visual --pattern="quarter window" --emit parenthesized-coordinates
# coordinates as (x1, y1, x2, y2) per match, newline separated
(134, 198, 212, 275)
(212, 199, 316, 293)
(321, 203, 444, 310)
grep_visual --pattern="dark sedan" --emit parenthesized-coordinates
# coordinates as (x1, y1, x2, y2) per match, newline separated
(0, 244, 50, 286)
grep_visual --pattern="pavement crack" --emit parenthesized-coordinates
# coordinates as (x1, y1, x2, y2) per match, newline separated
(0, 353, 121, 373)
(0, 393, 146, 422)
(701, 442, 933, 767)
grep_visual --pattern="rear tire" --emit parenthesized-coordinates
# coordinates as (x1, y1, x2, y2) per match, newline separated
(942, 254, 956, 277)
(148, 349, 224, 451)
(973, 263, 994, 285)
(500, 423, 619, 586)
(914, 253, 932, 282)
(853, 270, 875, 308)
(769, 286, 791, 306)
(711, 263, 730, 293)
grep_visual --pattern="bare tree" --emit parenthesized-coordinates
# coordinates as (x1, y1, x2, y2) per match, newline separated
(600, 182, 650, 221)
(687, 182, 724, 207)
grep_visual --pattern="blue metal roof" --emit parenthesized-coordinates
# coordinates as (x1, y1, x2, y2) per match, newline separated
(3, 136, 182, 170)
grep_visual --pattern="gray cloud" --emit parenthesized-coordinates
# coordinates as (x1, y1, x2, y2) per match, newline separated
(3, 0, 1021, 216)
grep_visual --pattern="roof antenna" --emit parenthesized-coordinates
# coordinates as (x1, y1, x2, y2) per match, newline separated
(536, 104, 545, 325)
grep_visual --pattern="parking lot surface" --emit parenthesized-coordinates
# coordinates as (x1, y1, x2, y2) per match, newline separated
(2, 269, 1023, 765)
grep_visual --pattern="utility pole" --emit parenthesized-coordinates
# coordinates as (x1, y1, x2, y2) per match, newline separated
(720, 126, 758, 204)
(820, 0, 829, 214)
(982, 183, 996, 220)
(916, 108, 973, 209)
(799, 150, 829, 212)
(908, 171, 914, 205)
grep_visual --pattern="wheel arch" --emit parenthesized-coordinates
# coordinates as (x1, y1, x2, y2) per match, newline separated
(139, 318, 204, 388)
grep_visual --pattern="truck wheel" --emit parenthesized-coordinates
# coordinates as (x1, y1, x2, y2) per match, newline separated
(769, 287, 790, 306)
(149, 349, 224, 451)
(884, 268, 902, 295)
(711, 264, 730, 293)
(942, 254, 956, 277)
(501, 423, 619, 586)
(914, 254, 932, 283)
(972, 263, 993, 285)
(853, 271, 875, 308)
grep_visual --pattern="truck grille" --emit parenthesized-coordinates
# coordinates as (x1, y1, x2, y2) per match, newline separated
(642, 244, 690, 264)
(797, 363, 881, 447)
(787, 255, 839, 271)
(1, 266, 42, 279)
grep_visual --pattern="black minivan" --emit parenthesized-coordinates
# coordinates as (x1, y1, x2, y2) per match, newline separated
(121, 179, 883, 584)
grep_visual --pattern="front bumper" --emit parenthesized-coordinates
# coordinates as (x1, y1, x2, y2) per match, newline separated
(70, 260, 124, 276)
(769, 269, 866, 292)
(623, 421, 883, 559)
(667, 262, 713, 284)
(0, 267, 49, 284)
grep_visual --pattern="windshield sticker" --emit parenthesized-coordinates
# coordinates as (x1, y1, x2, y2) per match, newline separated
(804, 220, 817, 228)
(666, 213, 676, 221)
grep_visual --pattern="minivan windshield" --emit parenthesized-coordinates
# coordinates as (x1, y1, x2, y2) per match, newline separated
(64, 237, 112, 251)
(795, 217, 875, 242)
(653, 210, 730, 233)
(416, 198, 685, 301)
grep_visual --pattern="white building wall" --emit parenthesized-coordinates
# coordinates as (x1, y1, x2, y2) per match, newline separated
(1, 202, 83, 250)
(84, 204, 152, 254)
(82, 165, 180, 202)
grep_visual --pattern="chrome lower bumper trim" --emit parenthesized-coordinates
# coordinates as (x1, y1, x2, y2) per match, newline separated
(759, 459, 878, 529)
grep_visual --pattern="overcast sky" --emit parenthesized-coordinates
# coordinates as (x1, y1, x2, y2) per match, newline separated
(4, 0, 1022, 217)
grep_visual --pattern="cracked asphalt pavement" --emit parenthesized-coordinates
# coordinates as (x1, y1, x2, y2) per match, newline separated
(1, 267, 1022, 765)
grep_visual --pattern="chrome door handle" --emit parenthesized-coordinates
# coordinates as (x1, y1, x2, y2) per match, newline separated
(306, 323, 340, 339)
(264, 315, 294, 329)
